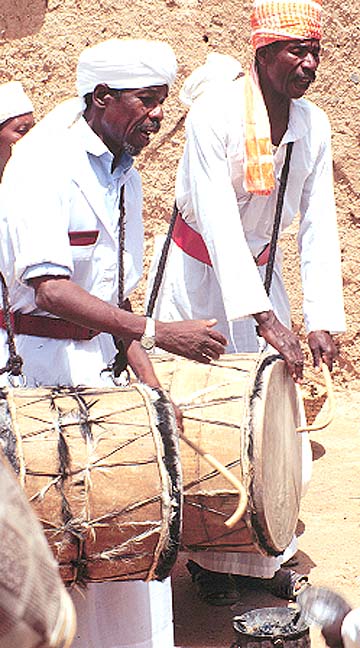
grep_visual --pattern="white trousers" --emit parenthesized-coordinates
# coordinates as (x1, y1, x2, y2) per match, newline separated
(71, 579, 174, 648)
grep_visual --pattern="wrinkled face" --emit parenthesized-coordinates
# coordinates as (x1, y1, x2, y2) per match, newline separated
(0, 112, 35, 166)
(262, 39, 321, 99)
(101, 84, 168, 157)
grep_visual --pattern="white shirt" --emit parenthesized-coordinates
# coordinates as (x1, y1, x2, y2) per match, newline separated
(0, 115, 144, 386)
(151, 76, 345, 338)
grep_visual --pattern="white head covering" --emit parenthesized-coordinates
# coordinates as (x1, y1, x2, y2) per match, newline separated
(179, 53, 243, 106)
(0, 81, 34, 126)
(76, 38, 177, 97)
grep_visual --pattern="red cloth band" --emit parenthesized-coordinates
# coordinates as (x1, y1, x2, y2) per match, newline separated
(0, 311, 100, 340)
(172, 213, 212, 266)
(171, 212, 269, 267)
(68, 230, 99, 246)
(255, 243, 271, 266)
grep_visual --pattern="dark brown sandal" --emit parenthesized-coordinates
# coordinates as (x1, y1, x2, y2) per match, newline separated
(186, 560, 241, 607)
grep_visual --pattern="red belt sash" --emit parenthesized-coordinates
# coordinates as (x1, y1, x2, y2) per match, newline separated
(172, 212, 212, 266)
(0, 311, 100, 340)
(171, 212, 270, 267)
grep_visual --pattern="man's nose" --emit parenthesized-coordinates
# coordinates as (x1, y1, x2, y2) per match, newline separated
(302, 51, 319, 71)
(149, 104, 164, 121)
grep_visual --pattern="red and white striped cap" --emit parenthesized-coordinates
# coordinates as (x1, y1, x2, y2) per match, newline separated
(251, 0, 322, 50)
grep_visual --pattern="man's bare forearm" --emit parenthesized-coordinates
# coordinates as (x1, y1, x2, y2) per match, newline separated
(30, 276, 147, 341)
(29, 275, 228, 363)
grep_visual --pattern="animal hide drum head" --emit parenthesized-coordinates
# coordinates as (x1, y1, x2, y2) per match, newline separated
(248, 355, 303, 554)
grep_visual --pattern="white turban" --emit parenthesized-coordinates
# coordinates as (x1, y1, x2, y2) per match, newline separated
(76, 38, 177, 97)
(180, 53, 243, 106)
(0, 81, 34, 126)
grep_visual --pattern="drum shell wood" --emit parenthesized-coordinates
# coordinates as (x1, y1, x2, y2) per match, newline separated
(151, 353, 303, 557)
(0, 384, 181, 584)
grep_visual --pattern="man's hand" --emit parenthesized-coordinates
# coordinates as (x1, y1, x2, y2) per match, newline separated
(254, 310, 304, 383)
(307, 330, 338, 372)
(156, 319, 227, 363)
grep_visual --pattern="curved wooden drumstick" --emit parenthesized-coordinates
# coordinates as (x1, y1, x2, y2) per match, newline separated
(296, 363, 335, 433)
(178, 431, 248, 528)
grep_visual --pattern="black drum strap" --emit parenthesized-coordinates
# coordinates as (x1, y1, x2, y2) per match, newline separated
(146, 201, 178, 318)
(263, 141, 294, 295)
(106, 184, 130, 384)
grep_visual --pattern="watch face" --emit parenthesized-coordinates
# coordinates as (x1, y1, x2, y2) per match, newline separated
(141, 335, 155, 351)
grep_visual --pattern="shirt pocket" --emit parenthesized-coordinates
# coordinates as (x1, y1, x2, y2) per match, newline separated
(68, 230, 100, 261)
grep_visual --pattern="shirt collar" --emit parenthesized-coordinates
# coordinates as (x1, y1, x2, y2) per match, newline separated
(74, 115, 134, 175)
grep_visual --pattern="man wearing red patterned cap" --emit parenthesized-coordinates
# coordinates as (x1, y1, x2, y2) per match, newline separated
(149, 0, 346, 604)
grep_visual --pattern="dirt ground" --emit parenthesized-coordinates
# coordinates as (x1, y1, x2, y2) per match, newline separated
(0, 1, 359, 646)
(172, 387, 360, 648)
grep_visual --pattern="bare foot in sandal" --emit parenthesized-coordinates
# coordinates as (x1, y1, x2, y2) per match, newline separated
(186, 560, 241, 607)
(233, 568, 310, 601)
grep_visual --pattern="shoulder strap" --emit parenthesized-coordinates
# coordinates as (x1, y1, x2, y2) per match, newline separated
(263, 141, 294, 295)
(146, 201, 178, 318)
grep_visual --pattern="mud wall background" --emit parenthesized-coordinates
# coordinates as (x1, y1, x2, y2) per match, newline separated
(1, 0, 359, 390)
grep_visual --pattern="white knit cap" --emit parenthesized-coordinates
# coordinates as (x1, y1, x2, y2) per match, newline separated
(76, 38, 177, 97)
(0, 81, 34, 126)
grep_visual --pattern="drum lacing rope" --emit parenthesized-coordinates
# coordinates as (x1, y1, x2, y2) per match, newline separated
(48, 388, 92, 587)
(135, 382, 174, 582)
(0, 271, 24, 383)
(4, 387, 26, 488)
(165, 360, 248, 526)
(43, 384, 180, 585)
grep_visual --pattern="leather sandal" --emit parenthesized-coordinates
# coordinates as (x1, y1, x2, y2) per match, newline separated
(234, 568, 310, 601)
(186, 560, 241, 607)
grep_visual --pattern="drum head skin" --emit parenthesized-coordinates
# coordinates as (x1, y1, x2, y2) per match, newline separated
(248, 355, 303, 554)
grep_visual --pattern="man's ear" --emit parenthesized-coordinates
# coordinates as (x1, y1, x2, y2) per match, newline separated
(256, 44, 277, 69)
(92, 84, 113, 108)
(256, 46, 270, 68)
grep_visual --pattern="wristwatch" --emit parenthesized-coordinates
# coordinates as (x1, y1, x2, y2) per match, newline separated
(140, 317, 156, 351)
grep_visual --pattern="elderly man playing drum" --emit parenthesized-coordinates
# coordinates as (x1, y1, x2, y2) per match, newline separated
(0, 39, 227, 648)
(149, 0, 346, 604)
